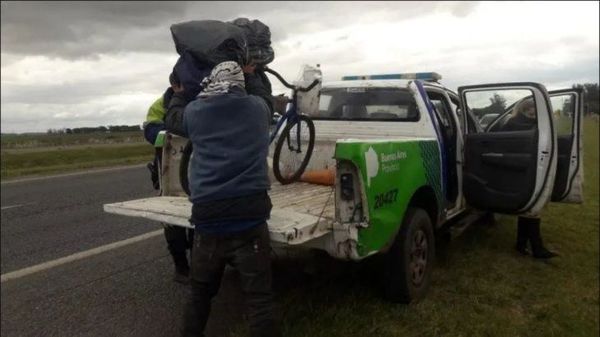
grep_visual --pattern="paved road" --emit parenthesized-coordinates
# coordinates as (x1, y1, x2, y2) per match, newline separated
(0, 166, 249, 337)
(1, 165, 156, 273)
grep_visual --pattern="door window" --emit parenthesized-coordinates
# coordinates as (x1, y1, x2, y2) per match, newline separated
(550, 93, 575, 136)
(549, 92, 579, 201)
(465, 89, 538, 133)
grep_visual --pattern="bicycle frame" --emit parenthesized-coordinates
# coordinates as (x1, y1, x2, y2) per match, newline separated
(269, 98, 300, 144)
(265, 67, 319, 148)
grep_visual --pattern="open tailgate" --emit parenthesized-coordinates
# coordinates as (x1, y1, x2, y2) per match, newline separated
(104, 182, 335, 245)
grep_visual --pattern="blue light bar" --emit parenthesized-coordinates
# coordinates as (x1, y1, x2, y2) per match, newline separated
(342, 72, 442, 81)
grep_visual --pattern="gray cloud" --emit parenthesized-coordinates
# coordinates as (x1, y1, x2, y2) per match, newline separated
(1, 75, 159, 105)
(3, 1, 598, 134)
(1, 1, 187, 58)
(1, 1, 480, 59)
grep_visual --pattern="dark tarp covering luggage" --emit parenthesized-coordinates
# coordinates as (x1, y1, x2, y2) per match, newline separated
(230, 18, 274, 65)
(168, 19, 275, 102)
(170, 20, 248, 66)
(171, 51, 212, 101)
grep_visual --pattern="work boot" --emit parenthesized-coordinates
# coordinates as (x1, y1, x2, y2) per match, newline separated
(526, 218, 559, 259)
(174, 266, 190, 285)
(172, 253, 190, 284)
(515, 218, 529, 255)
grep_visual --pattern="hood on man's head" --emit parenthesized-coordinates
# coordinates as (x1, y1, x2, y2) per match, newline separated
(169, 71, 180, 86)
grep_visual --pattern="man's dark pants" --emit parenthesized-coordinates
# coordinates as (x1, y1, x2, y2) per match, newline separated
(182, 222, 280, 337)
(164, 225, 193, 271)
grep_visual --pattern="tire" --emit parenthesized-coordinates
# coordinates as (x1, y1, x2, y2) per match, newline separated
(179, 140, 193, 196)
(273, 115, 315, 185)
(384, 207, 435, 303)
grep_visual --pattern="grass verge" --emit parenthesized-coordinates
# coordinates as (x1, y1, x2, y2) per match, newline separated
(1, 131, 145, 149)
(1, 143, 154, 179)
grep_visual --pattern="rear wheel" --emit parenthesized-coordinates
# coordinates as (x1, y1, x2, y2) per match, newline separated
(179, 140, 192, 196)
(384, 207, 435, 303)
(273, 115, 315, 185)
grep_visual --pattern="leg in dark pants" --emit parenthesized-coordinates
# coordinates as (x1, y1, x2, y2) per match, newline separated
(164, 224, 191, 280)
(182, 223, 280, 337)
(182, 230, 226, 337)
(515, 218, 530, 255)
(516, 216, 558, 259)
(230, 223, 280, 337)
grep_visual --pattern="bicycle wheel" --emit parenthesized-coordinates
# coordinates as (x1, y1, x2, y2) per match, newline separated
(273, 115, 315, 185)
(179, 140, 193, 196)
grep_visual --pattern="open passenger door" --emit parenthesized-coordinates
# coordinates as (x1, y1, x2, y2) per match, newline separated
(548, 88, 584, 203)
(459, 83, 557, 215)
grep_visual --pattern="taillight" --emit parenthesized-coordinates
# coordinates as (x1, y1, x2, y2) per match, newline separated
(336, 161, 365, 224)
(341, 173, 354, 200)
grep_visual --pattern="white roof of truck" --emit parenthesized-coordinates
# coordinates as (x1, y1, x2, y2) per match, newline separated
(323, 79, 410, 89)
(322, 79, 447, 90)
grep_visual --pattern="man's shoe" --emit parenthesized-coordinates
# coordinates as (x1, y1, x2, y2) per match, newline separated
(515, 244, 530, 256)
(532, 249, 559, 259)
(174, 267, 190, 285)
(527, 220, 559, 260)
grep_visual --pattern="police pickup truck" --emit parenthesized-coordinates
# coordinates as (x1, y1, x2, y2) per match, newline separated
(104, 72, 583, 303)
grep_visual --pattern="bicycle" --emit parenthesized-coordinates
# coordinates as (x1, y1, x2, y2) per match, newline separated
(179, 67, 319, 196)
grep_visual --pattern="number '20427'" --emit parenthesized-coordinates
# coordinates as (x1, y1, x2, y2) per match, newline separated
(374, 189, 398, 209)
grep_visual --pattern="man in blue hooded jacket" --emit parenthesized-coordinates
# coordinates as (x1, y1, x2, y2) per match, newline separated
(166, 61, 280, 337)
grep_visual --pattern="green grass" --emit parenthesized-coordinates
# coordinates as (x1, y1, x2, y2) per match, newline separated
(0, 131, 153, 179)
(0, 143, 154, 179)
(233, 118, 599, 337)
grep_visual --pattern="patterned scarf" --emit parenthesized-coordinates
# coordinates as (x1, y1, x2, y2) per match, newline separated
(198, 61, 245, 98)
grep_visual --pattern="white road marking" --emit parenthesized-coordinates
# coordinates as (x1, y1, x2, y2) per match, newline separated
(1, 164, 146, 185)
(1, 202, 36, 210)
(0, 229, 163, 283)
(1, 204, 24, 210)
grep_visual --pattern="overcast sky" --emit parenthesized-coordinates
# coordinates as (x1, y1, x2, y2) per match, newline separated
(1, 1, 598, 133)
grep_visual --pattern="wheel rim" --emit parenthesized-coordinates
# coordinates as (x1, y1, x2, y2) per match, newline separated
(277, 119, 312, 179)
(409, 229, 428, 286)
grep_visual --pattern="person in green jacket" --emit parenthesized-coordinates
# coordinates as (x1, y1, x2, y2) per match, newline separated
(143, 74, 194, 284)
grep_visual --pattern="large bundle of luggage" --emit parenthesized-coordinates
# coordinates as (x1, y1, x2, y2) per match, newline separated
(170, 20, 248, 66)
(168, 18, 274, 100)
(229, 18, 274, 66)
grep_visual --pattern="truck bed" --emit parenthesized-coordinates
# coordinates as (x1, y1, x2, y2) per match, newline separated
(104, 182, 335, 245)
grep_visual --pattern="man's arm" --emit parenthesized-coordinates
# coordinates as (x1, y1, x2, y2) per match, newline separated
(244, 67, 274, 117)
(164, 84, 189, 137)
(143, 96, 166, 145)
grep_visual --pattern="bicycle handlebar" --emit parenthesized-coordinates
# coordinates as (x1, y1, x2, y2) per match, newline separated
(263, 67, 320, 93)
(297, 79, 320, 92)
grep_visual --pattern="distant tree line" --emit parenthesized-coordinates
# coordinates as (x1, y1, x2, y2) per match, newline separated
(47, 125, 142, 134)
(471, 93, 507, 118)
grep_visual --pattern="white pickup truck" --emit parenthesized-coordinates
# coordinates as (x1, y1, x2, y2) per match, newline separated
(105, 71, 583, 303)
